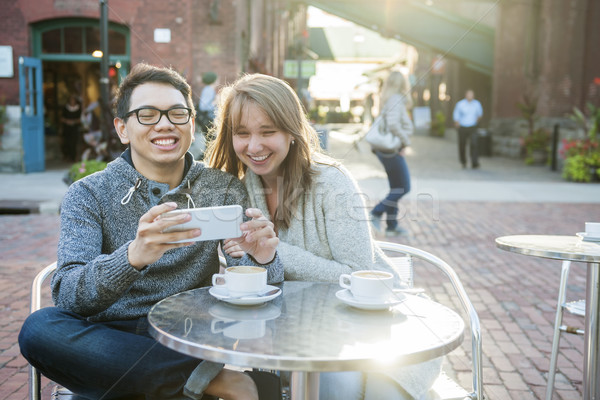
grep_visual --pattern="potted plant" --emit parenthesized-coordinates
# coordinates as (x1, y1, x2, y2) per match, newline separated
(521, 127, 551, 165)
(516, 94, 551, 165)
(62, 160, 108, 185)
(561, 103, 600, 182)
(430, 110, 446, 137)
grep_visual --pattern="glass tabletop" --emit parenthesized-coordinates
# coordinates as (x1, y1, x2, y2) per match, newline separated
(495, 235, 600, 262)
(148, 281, 464, 372)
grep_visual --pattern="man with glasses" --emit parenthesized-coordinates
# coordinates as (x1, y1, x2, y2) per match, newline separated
(19, 63, 283, 400)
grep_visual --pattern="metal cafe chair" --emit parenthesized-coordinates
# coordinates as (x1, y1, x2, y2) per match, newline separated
(376, 241, 483, 400)
(546, 261, 585, 400)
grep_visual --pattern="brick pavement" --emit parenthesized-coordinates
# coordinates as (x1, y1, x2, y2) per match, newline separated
(2, 205, 598, 399)
(1, 126, 599, 399)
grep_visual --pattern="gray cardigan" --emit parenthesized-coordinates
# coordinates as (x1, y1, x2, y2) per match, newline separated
(244, 157, 396, 283)
(53, 154, 283, 322)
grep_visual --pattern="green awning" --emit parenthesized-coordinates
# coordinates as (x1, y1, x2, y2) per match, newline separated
(303, 0, 494, 75)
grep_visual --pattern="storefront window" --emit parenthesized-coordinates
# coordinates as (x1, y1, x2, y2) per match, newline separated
(85, 27, 101, 54)
(64, 27, 83, 53)
(42, 29, 61, 53)
(38, 22, 127, 57)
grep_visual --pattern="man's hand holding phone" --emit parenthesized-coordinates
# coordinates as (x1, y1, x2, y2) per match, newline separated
(128, 202, 201, 270)
(128, 204, 278, 270)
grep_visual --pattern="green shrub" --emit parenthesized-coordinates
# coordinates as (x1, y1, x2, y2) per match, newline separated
(64, 160, 108, 185)
(430, 111, 446, 137)
(562, 103, 600, 182)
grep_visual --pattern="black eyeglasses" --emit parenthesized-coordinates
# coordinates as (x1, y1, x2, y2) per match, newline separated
(124, 106, 193, 125)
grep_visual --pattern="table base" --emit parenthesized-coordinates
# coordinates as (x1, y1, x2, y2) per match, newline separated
(290, 372, 319, 400)
(584, 262, 600, 400)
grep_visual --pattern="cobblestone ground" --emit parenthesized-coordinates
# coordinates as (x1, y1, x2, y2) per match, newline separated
(1, 202, 598, 399)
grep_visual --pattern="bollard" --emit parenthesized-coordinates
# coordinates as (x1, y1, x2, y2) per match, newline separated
(551, 124, 559, 171)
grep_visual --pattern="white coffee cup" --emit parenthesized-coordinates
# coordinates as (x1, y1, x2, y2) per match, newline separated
(339, 270, 394, 301)
(585, 222, 600, 238)
(212, 266, 267, 296)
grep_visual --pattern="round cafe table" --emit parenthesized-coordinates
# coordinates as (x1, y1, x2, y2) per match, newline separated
(148, 281, 464, 400)
(495, 235, 600, 400)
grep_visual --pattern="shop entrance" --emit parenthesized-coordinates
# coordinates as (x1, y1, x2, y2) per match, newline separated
(32, 18, 129, 167)
(42, 61, 122, 164)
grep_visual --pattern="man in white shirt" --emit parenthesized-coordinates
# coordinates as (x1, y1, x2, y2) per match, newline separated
(453, 89, 483, 169)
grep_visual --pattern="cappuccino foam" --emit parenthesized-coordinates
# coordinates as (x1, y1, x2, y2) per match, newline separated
(227, 266, 266, 274)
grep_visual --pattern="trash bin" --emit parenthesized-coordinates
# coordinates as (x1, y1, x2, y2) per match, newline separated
(477, 128, 492, 157)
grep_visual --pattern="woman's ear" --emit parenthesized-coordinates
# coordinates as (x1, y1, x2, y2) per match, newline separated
(114, 117, 130, 145)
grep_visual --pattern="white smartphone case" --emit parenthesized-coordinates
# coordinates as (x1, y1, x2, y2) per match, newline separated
(163, 205, 243, 242)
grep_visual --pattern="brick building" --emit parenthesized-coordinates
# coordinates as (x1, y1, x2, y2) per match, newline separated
(490, 0, 600, 157)
(0, 0, 305, 172)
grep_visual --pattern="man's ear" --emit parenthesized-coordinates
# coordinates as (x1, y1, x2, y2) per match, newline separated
(114, 117, 130, 145)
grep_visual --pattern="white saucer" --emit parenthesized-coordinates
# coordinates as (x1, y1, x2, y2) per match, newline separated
(335, 289, 406, 311)
(209, 285, 282, 306)
(576, 232, 600, 242)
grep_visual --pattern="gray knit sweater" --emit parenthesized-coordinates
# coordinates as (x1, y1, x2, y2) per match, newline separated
(53, 153, 283, 322)
(244, 157, 395, 283)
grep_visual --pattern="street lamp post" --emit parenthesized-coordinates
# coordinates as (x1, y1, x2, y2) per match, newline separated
(99, 0, 110, 144)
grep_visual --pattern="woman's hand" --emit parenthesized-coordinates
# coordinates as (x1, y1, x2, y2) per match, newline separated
(222, 238, 245, 258)
(127, 202, 201, 270)
(234, 208, 279, 264)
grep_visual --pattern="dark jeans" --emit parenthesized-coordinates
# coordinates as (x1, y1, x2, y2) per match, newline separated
(458, 126, 479, 167)
(371, 151, 411, 230)
(19, 307, 204, 400)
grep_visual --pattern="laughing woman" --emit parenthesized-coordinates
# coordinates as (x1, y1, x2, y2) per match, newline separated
(205, 73, 441, 400)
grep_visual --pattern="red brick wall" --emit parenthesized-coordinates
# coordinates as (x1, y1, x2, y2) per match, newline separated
(492, 0, 600, 119)
(0, 0, 244, 105)
(0, 1, 29, 104)
(536, 0, 588, 117)
(581, 0, 600, 108)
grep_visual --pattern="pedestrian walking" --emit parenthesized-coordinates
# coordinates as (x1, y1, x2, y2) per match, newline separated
(453, 89, 483, 169)
(368, 71, 413, 237)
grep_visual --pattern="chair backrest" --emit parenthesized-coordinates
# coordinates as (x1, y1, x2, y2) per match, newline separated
(381, 248, 413, 288)
(29, 262, 57, 400)
(375, 241, 483, 400)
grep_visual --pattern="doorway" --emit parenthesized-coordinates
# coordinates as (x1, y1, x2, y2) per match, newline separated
(32, 18, 129, 167)
(43, 61, 120, 165)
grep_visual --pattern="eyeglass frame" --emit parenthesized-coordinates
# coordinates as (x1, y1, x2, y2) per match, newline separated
(124, 106, 194, 125)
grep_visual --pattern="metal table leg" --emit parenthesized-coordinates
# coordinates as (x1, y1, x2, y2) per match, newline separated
(584, 262, 600, 399)
(290, 371, 320, 400)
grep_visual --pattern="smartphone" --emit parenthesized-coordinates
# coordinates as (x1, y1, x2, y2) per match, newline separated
(162, 205, 243, 242)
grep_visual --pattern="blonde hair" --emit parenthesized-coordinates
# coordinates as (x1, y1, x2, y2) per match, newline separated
(205, 73, 322, 230)
(379, 70, 413, 110)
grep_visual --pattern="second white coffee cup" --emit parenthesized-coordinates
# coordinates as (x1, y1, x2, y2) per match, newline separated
(212, 266, 267, 296)
(585, 222, 600, 237)
(339, 270, 394, 301)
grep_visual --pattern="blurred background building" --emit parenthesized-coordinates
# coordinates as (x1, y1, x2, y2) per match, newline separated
(0, 0, 598, 172)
